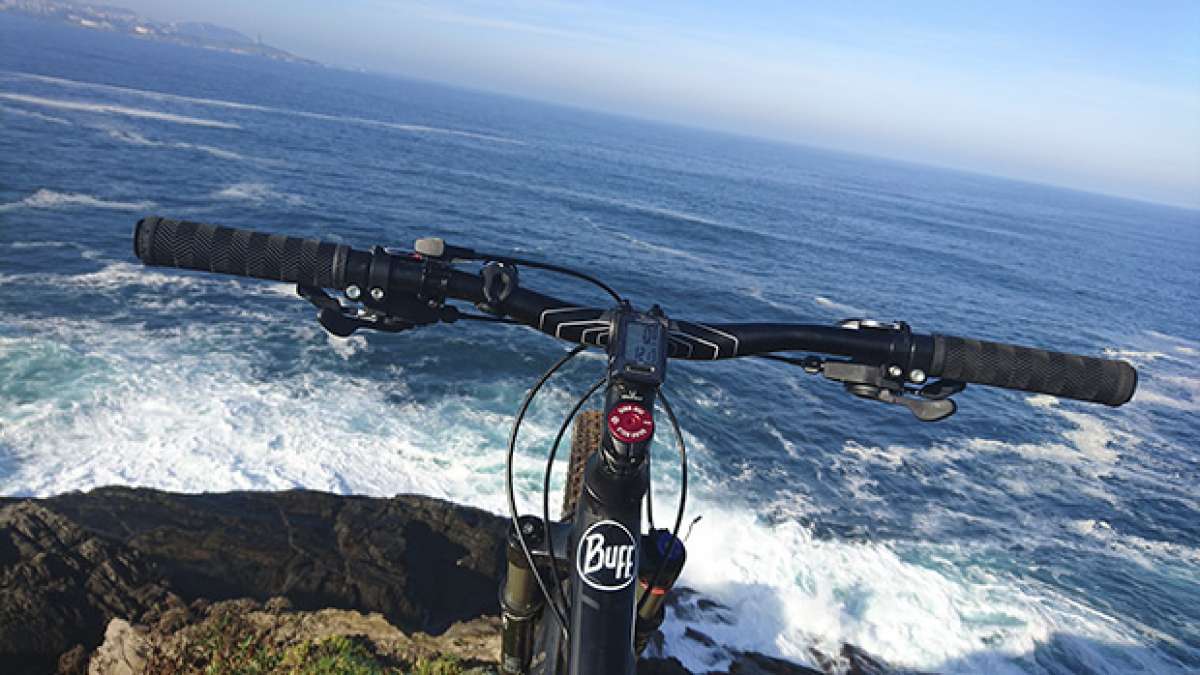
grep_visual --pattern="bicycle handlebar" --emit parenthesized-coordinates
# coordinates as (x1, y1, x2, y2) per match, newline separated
(133, 216, 1137, 406)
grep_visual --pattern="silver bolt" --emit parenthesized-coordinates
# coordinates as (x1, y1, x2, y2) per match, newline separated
(909, 369, 927, 384)
(370, 287, 385, 301)
(345, 285, 361, 300)
(887, 364, 903, 379)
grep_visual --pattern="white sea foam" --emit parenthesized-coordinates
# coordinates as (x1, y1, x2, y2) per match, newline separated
(1, 240, 82, 249)
(3, 70, 519, 144)
(0, 189, 154, 212)
(0, 92, 240, 128)
(577, 214, 709, 264)
(1134, 388, 1200, 412)
(1146, 330, 1197, 346)
(213, 182, 306, 206)
(965, 397, 1129, 469)
(439, 167, 741, 231)
(327, 334, 369, 360)
(615, 231, 707, 262)
(1103, 347, 1173, 364)
(0, 319, 570, 510)
(67, 262, 214, 291)
(814, 295, 867, 316)
(1160, 374, 1200, 392)
(105, 128, 157, 146)
(659, 504, 1170, 674)
(1134, 374, 1200, 412)
(104, 127, 257, 163)
(0, 102, 72, 125)
(1068, 519, 1200, 570)
(2, 71, 272, 111)
(0, 261, 311, 301)
(191, 144, 248, 161)
(739, 285, 805, 316)
(548, 184, 723, 226)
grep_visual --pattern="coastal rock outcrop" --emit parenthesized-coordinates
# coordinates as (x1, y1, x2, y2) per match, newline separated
(0, 487, 897, 674)
(0, 500, 178, 674)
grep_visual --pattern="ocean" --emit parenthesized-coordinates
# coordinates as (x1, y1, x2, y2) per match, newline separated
(1, 14, 1198, 674)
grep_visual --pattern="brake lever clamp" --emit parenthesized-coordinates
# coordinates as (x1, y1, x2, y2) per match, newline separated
(316, 307, 415, 337)
(820, 360, 959, 422)
(298, 284, 415, 337)
(478, 261, 519, 315)
(298, 282, 459, 338)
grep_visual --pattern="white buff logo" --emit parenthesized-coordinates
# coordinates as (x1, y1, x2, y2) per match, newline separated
(576, 520, 637, 591)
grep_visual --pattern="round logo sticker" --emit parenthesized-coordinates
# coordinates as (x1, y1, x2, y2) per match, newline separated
(607, 402, 654, 444)
(576, 520, 638, 592)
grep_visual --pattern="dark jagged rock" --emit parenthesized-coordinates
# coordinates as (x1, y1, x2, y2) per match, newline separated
(0, 501, 178, 675)
(36, 486, 509, 634)
(638, 656, 692, 674)
(727, 651, 824, 674)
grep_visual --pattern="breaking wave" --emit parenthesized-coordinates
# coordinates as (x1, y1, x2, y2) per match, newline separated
(104, 128, 266, 163)
(814, 295, 867, 316)
(0, 102, 71, 125)
(212, 182, 307, 206)
(0, 92, 240, 128)
(0, 189, 154, 212)
(2, 71, 519, 144)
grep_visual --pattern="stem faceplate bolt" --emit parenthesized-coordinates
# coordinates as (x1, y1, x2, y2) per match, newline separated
(345, 285, 361, 300)
(370, 287, 385, 301)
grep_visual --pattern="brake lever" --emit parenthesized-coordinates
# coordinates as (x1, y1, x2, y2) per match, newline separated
(891, 391, 957, 422)
(298, 284, 451, 337)
(815, 360, 960, 422)
(296, 284, 342, 311)
(315, 307, 415, 337)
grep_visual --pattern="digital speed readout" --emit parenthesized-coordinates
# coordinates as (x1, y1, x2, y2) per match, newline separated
(622, 321, 660, 367)
(611, 310, 668, 386)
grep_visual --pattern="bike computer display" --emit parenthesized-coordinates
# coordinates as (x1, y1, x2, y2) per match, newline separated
(610, 309, 669, 385)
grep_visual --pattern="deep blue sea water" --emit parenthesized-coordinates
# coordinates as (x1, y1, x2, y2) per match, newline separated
(2, 14, 1199, 674)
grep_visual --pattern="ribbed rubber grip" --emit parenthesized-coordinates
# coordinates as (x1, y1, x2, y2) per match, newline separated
(134, 216, 349, 289)
(930, 335, 1136, 406)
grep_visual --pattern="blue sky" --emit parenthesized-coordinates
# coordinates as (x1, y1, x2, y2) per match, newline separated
(120, 1, 1199, 208)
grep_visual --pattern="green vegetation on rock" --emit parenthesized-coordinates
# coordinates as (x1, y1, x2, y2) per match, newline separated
(139, 602, 477, 675)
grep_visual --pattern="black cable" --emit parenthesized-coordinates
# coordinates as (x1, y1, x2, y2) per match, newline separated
(645, 449, 654, 530)
(637, 389, 688, 614)
(506, 344, 585, 639)
(755, 353, 822, 370)
(542, 376, 606, 618)
(455, 312, 520, 324)
(480, 253, 623, 304)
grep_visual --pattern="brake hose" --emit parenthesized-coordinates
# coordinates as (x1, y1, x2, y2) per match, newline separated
(505, 344, 585, 640)
(637, 390, 689, 615)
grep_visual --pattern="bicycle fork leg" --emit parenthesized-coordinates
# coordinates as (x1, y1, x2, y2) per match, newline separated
(633, 529, 687, 655)
(501, 516, 546, 674)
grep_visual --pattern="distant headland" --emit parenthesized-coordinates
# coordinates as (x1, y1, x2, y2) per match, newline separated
(1, 0, 317, 65)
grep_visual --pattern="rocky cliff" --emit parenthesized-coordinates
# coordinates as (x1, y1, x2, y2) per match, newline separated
(0, 487, 898, 674)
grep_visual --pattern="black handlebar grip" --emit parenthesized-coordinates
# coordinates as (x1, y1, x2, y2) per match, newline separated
(930, 335, 1137, 406)
(134, 216, 350, 289)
